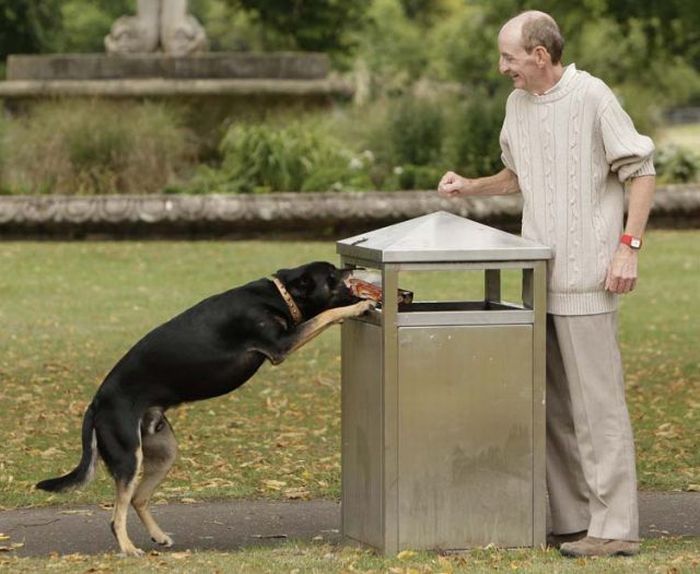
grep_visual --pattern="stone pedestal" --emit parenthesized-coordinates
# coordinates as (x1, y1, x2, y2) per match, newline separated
(6, 53, 330, 81)
(0, 53, 352, 102)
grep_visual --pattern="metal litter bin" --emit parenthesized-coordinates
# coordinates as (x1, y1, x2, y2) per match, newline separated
(337, 211, 552, 554)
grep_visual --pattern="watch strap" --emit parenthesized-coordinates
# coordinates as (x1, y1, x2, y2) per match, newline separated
(620, 234, 642, 249)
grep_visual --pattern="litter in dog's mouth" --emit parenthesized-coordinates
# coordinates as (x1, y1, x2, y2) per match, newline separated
(346, 274, 413, 306)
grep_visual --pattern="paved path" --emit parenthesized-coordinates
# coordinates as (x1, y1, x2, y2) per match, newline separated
(1, 492, 698, 557)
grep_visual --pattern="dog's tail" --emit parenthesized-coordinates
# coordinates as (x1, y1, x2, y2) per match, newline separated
(36, 403, 98, 493)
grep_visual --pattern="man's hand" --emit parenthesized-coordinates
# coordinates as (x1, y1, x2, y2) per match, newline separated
(437, 168, 519, 197)
(605, 245, 638, 294)
(438, 171, 473, 197)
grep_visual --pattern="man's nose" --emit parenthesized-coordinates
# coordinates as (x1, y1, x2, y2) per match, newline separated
(498, 57, 508, 75)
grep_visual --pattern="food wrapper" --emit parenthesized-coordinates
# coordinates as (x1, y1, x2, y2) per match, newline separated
(347, 277, 413, 305)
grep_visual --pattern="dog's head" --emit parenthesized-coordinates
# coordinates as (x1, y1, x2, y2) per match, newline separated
(274, 261, 358, 320)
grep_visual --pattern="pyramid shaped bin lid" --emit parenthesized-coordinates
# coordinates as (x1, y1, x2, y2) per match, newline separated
(337, 211, 552, 264)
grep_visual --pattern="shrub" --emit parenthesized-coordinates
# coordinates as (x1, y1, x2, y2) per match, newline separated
(0, 100, 194, 195)
(236, 0, 371, 61)
(443, 89, 507, 178)
(199, 121, 373, 193)
(387, 95, 444, 167)
(0, 0, 63, 61)
(394, 164, 444, 191)
(655, 145, 700, 184)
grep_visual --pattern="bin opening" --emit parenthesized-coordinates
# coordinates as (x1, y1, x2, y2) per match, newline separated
(397, 300, 527, 312)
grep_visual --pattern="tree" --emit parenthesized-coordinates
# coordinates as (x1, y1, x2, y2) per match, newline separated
(237, 0, 371, 57)
(0, 0, 63, 61)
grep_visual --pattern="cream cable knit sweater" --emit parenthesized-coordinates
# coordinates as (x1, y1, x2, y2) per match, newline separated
(500, 64, 655, 315)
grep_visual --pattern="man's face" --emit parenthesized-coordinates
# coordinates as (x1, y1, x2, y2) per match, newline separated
(498, 26, 541, 93)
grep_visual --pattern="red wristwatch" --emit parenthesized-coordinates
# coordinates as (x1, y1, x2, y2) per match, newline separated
(620, 234, 642, 250)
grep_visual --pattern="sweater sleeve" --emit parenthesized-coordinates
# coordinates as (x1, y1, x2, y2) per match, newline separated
(499, 93, 518, 174)
(499, 102, 518, 175)
(599, 94, 655, 182)
(499, 125, 517, 174)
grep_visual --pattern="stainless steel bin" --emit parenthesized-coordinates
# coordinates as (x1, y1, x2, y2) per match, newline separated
(337, 211, 552, 554)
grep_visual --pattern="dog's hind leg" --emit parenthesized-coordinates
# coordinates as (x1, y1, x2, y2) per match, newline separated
(111, 447, 144, 556)
(97, 410, 145, 557)
(132, 408, 178, 547)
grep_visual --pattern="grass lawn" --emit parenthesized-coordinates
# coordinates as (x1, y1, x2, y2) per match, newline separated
(0, 234, 698, 511)
(0, 235, 698, 570)
(1, 537, 698, 573)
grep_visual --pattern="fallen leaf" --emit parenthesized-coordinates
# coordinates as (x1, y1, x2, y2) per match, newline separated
(170, 551, 192, 559)
(284, 487, 310, 500)
(262, 479, 287, 491)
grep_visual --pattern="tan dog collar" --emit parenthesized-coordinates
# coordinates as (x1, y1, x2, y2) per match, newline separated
(270, 276, 303, 325)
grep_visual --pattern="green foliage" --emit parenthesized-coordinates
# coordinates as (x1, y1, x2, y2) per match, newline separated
(399, 0, 453, 25)
(236, 0, 371, 60)
(54, 1, 127, 53)
(0, 0, 63, 61)
(605, 0, 700, 69)
(387, 96, 444, 166)
(198, 121, 372, 193)
(0, 101, 194, 195)
(192, 0, 265, 52)
(354, 0, 432, 94)
(394, 164, 445, 191)
(443, 89, 508, 178)
(425, 4, 504, 92)
(654, 145, 700, 184)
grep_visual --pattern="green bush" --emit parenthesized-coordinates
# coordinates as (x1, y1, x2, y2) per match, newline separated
(0, 0, 63, 62)
(194, 121, 373, 194)
(236, 0, 371, 62)
(394, 164, 444, 191)
(0, 101, 194, 194)
(443, 90, 507, 178)
(387, 95, 444, 167)
(655, 145, 700, 184)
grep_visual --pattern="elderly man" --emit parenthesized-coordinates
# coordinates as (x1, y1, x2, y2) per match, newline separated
(438, 11, 655, 557)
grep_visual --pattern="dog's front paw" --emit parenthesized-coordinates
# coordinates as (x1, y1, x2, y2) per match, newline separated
(350, 299, 377, 316)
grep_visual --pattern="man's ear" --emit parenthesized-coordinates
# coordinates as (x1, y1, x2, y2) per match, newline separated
(534, 45, 550, 67)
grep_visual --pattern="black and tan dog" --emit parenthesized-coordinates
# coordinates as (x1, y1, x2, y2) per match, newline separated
(37, 261, 373, 556)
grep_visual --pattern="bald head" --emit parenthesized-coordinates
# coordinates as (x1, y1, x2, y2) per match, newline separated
(500, 11, 564, 65)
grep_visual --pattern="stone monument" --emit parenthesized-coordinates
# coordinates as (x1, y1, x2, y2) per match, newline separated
(0, 0, 348, 99)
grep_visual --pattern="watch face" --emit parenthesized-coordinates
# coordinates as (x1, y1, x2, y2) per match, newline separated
(631, 238, 641, 249)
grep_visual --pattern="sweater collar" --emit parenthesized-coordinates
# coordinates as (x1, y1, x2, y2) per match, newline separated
(525, 63, 578, 103)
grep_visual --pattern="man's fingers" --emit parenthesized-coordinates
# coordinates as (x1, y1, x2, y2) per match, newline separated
(606, 275, 637, 294)
(604, 269, 614, 292)
(437, 172, 458, 194)
(439, 188, 458, 197)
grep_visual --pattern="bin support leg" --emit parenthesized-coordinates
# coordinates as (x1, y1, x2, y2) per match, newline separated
(524, 263, 547, 546)
(485, 269, 501, 306)
(382, 265, 400, 554)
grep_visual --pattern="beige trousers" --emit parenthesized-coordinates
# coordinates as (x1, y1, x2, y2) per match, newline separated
(546, 312, 639, 541)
